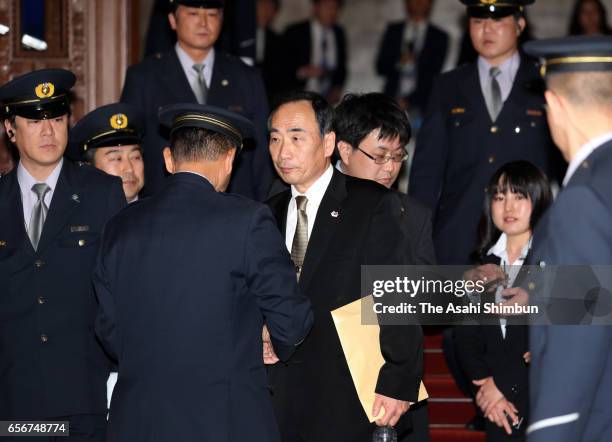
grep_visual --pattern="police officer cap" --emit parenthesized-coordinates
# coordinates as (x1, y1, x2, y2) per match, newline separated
(70, 103, 145, 160)
(0, 68, 75, 120)
(169, 0, 224, 10)
(524, 35, 612, 77)
(461, 0, 535, 19)
(159, 103, 254, 150)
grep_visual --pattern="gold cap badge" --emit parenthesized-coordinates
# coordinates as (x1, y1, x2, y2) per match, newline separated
(35, 82, 55, 99)
(110, 113, 128, 130)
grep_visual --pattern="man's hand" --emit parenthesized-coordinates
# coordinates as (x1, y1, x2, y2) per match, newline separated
(523, 351, 531, 364)
(500, 287, 529, 313)
(485, 397, 519, 435)
(372, 393, 411, 427)
(262, 325, 279, 365)
(464, 264, 506, 292)
(473, 377, 504, 416)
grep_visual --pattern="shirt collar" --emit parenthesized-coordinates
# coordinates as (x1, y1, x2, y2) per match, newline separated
(478, 50, 520, 80)
(175, 43, 215, 76)
(563, 132, 612, 186)
(17, 157, 63, 195)
(487, 233, 532, 263)
(291, 164, 334, 207)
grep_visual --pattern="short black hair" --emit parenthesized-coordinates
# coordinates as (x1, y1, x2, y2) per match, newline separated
(333, 93, 411, 150)
(473, 160, 552, 263)
(268, 90, 334, 136)
(170, 127, 235, 162)
(258, 0, 280, 9)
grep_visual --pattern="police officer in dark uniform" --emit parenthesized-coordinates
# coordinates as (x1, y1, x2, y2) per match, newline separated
(121, 0, 274, 201)
(0, 69, 126, 441)
(523, 36, 612, 442)
(70, 103, 146, 204)
(409, 0, 562, 266)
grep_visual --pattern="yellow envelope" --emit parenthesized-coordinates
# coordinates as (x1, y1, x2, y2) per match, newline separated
(331, 295, 428, 422)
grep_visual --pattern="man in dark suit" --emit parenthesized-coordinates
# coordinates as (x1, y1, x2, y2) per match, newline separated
(409, 0, 560, 265)
(333, 92, 431, 442)
(376, 0, 449, 114)
(0, 69, 126, 441)
(93, 104, 313, 442)
(283, 0, 347, 103)
(522, 36, 612, 442)
(121, 0, 274, 201)
(256, 0, 287, 103)
(265, 91, 421, 442)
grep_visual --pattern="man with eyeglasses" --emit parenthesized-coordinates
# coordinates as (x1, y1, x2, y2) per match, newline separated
(334, 92, 432, 442)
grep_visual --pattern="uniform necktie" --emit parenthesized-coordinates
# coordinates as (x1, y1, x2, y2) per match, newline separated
(192, 63, 208, 104)
(489, 66, 502, 121)
(291, 196, 309, 280)
(28, 183, 50, 251)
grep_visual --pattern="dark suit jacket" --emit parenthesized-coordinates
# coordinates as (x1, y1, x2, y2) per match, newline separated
(455, 255, 530, 438)
(376, 21, 449, 112)
(283, 20, 347, 91)
(0, 160, 126, 419)
(409, 57, 563, 265)
(120, 50, 274, 201)
(528, 141, 612, 442)
(93, 172, 313, 442)
(257, 27, 289, 103)
(394, 191, 436, 265)
(266, 169, 423, 442)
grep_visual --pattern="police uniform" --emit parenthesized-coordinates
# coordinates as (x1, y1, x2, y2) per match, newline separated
(121, 0, 274, 201)
(523, 36, 612, 442)
(0, 70, 126, 440)
(408, 0, 563, 265)
(69, 103, 145, 163)
(93, 104, 313, 442)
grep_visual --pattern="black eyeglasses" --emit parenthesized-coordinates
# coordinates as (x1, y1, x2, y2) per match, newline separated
(356, 147, 409, 164)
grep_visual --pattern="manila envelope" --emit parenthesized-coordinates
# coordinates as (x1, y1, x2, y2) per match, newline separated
(331, 295, 428, 423)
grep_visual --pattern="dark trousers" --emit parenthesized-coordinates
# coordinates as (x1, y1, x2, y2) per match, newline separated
(400, 401, 429, 442)
(2, 414, 106, 442)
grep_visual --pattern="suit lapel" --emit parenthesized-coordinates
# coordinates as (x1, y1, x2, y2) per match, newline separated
(498, 57, 541, 122)
(36, 161, 80, 254)
(267, 190, 291, 238)
(0, 171, 32, 256)
(459, 63, 489, 121)
(208, 53, 231, 105)
(161, 50, 198, 103)
(299, 170, 347, 291)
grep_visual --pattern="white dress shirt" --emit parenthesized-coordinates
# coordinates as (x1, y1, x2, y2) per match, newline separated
(175, 43, 215, 96)
(17, 159, 63, 229)
(285, 165, 334, 252)
(487, 233, 531, 338)
(563, 132, 612, 186)
(478, 51, 521, 114)
(307, 20, 337, 93)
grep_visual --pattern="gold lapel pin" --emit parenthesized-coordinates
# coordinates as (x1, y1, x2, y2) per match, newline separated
(72, 194, 80, 203)
(0, 240, 6, 247)
(331, 211, 339, 218)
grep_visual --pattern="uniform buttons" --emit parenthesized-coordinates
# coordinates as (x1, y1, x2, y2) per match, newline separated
(531, 122, 537, 128)
(490, 126, 498, 133)
(454, 121, 460, 127)
(37, 296, 46, 305)
(40, 334, 49, 343)
(488, 156, 496, 164)
(528, 282, 536, 290)
(78, 239, 86, 247)
(515, 126, 521, 134)
(34, 259, 45, 268)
